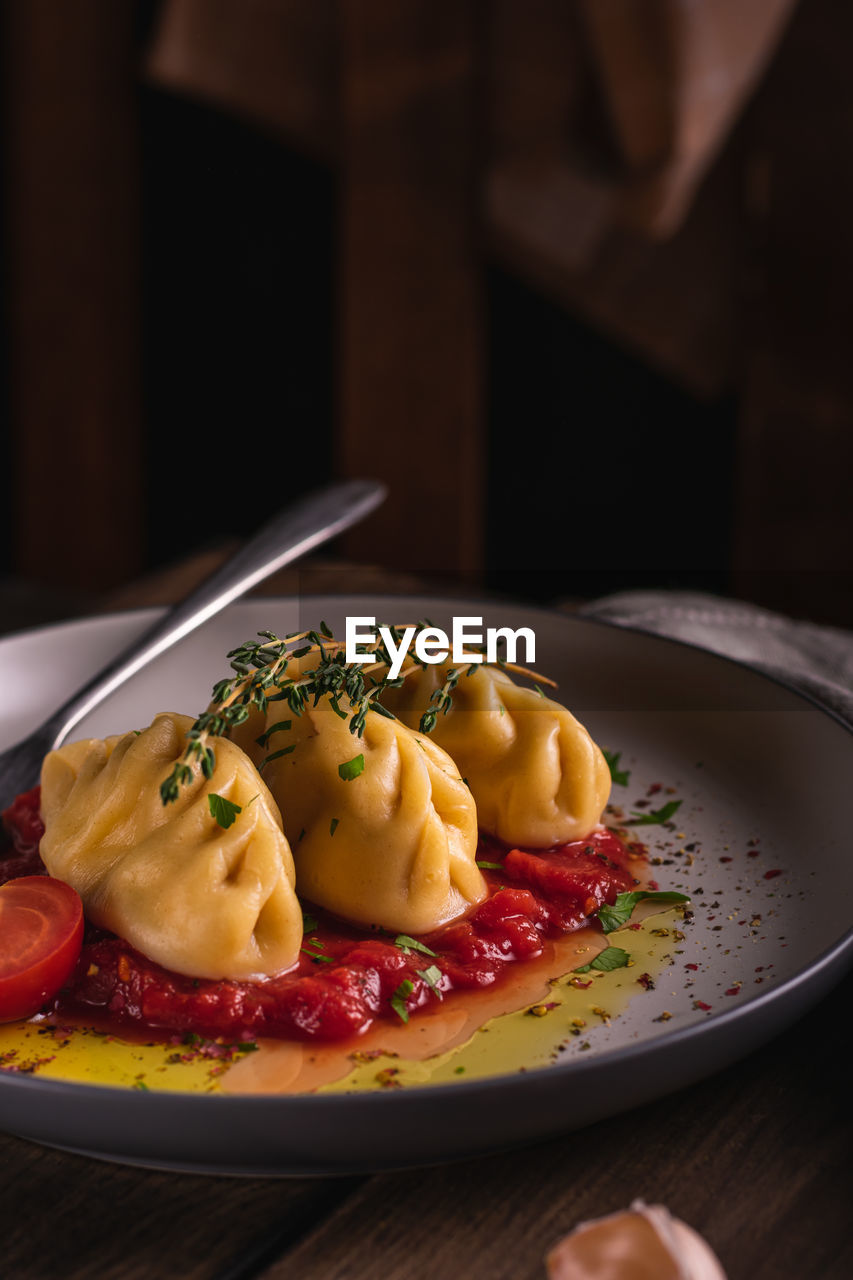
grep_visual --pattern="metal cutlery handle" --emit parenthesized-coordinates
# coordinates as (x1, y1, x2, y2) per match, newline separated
(38, 478, 386, 749)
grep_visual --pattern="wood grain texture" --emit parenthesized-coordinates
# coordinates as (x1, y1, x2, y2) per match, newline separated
(336, 0, 484, 580)
(0, 1129, 360, 1280)
(732, 0, 853, 626)
(2, 1, 144, 592)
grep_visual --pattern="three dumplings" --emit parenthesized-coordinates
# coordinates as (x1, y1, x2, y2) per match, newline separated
(38, 640, 611, 982)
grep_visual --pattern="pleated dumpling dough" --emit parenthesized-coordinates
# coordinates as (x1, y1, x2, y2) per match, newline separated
(253, 699, 487, 934)
(39, 711, 302, 980)
(382, 664, 611, 849)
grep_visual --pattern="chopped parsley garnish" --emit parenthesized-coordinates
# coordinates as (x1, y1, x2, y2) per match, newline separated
(597, 889, 690, 934)
(417, 964, 444, 999)
(574, 945, 631, 974)
(603, 749, 630, 786)
(207, 793, 242, 829)
(390, 978, 415, 1022)
(630, 799, 682, 826)
(394, 934, 437, 957)
(338, 753, 365, 782)
(476, 860, 504, 871)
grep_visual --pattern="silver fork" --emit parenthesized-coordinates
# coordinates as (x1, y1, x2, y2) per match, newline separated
(0, 478, 386, 811)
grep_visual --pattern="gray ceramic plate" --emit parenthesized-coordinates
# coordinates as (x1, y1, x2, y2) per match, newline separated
(1, 595, 851, 1175)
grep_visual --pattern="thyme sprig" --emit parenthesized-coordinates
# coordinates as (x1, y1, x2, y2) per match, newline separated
(160, 622, 553, 805)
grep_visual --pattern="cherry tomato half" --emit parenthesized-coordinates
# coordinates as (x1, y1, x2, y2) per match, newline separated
(0, 876, 84, 1021)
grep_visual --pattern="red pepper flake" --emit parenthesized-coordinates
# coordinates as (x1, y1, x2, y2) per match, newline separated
(647, 879, 659, 891)
(627, 921, 643, 931)
(569, 977, 592, 989)
(685, 963, 699, 971)
(719, 856, 733, 863)
(647, 783, 662, 796)
(693, 1000, 712, 1011)
(725, 983, 742, 996)
(747, 850, 760, 858)
(636, 973, 655, 990)
(763, 869, 783, 880)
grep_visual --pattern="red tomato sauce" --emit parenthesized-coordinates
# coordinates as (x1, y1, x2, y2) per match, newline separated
(1, 787, 643, 1043)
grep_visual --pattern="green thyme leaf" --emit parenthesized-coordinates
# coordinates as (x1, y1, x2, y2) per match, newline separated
(207, 793, 242, 829)
(603, 748, 631, 786)
(255, 719, 292, 747)
(338, 753, 365, 782)
(597, 890, 690, 934)
(574, 945, 631, 974)
(630, 799, 682, 826)
(261, 744, 295, 768)
(390, 978, 415, 1022)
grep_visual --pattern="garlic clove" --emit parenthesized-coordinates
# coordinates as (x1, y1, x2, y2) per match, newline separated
(546, 1199, 727, 1280)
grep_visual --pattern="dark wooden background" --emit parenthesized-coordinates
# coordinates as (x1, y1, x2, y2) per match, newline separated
(1, 0, 851, 627)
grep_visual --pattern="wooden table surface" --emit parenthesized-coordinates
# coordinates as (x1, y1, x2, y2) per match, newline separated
(1, 555, 852, 1280)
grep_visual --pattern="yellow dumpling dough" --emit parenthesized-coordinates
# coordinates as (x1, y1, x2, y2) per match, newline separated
(39, 712, 302, 981)
(251, 700, 487, 935)
(382, 664, 612, 849)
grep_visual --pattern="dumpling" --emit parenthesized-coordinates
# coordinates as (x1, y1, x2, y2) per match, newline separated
(381, 663, 611, 849)
(249, 698, 487, 935)
(39, 711, 302, 981)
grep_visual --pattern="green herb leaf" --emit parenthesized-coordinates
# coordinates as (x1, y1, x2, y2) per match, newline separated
(574, 945, 631, 974)
(207, 793, 242, 829)
(597, 890, 690, 934)
(394, 934, 437, 957)
(390, 978, 415, 1022)
(417, 964, 444, 999)
(338, 753, 365, 782)
(255, 719, 292, 747)
(302, 911, 319, 933)
(630, 799, 682, 826)
(476, 860, 504, 871)
(261, 744, 295, 768)
(603, 748, 630, 786)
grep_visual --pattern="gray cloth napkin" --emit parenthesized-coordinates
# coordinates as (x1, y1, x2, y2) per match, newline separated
(578, 590, 853, 729)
